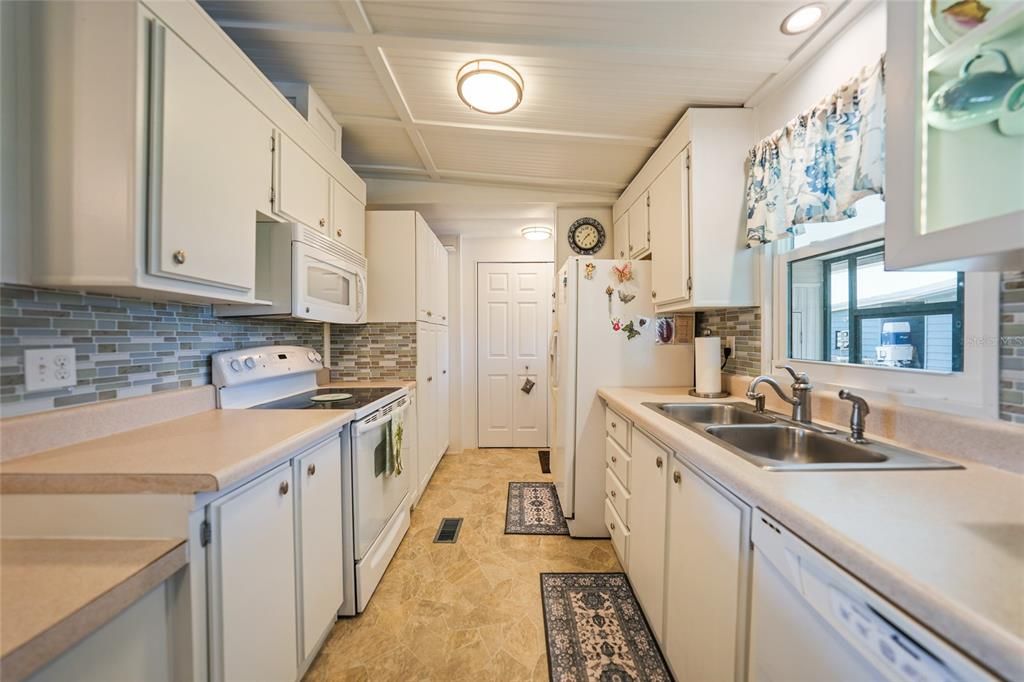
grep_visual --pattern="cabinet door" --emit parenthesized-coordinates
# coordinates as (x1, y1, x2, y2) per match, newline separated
(295, 438, 344, 661)
(627, 428, 668, 641)
(613, 213, 629, 259)
(330, 178, 365, 255)
(415, 217, 436, 322)
(148, 23, 268, 292)
(405, 389, 421, 504)
(275, 132, 330, 232)
(416, 323, 437, 491)
(628, 192, 650, 258)
(435, 326, 450, 458)
(436, 239, 450, 325)
(665, 457, 750, 682)
(649, 150, 690, 305)
(208, 463, 297, 682)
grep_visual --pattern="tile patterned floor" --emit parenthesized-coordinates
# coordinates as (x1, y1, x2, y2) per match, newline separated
(303, 448, 622, 681)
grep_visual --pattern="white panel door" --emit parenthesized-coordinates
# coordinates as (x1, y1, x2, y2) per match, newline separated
(415, 217, 436, 323)
(628, 428, 669, 642)
(275, 132, 330, 232)
(649, 150, 690, 305)
(628, 192, 650, 258)
(477, 262, 553, 447)
(416, 322, 437, 492)
(149, 23, 267, 292)
(295, 437, 344, 662)
(208, 463, 297, 682)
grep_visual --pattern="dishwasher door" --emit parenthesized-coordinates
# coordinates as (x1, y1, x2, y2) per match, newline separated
(749, 510, 994, 682)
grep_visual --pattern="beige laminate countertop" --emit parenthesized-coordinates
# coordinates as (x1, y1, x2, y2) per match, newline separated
(0, 537, 187, 681)
(599, 386, 1024, 680)
(0, 409, 354, 494)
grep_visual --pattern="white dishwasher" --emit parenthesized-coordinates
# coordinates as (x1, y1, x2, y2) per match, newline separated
(749, 509, 994, 682)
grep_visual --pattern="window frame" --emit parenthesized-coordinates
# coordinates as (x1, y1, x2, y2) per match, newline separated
(770, 224, 1001, 419)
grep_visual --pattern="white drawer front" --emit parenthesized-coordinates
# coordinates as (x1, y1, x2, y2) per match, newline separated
(605, 407, 632, 452)
(605, 436, 632, 490)
(604, 498, 629, 569)
(605, 467, 630, 526)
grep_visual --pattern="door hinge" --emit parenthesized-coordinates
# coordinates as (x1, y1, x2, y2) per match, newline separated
(270, 187, 276, 205)
(200, 520, 211, 547)
(685, 152, 691, 170)
(646, 194, 650, 208)
(270, 134, 276, 152)
(687, 276, 693, 292)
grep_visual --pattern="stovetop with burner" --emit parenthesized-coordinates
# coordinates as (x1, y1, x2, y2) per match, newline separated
(251, 387, 403, 411)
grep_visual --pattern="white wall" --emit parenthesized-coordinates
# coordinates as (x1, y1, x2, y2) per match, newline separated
(556, 206, 614, 269)
(753, 2, 887, 137)
(449, 235, 555, 452)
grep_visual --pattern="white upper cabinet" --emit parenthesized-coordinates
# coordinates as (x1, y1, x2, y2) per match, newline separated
(330, 178, 365, 255)
(649, 150, 691, 306)
(148, 23, 268, 293)
(613, 213, 630, 259)
(274, 132, 331, 233)
(366, 211, 448, 326)
(19, 0, 365, 302)
(613, 108, 756, 311)
(628, 193, 651, 259)
(886, 1, 1024, 271)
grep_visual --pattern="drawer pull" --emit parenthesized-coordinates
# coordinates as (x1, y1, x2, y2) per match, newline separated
(673, 470, 682, 484)
(610, 490, 617, 498)
(656, 456, 663, 469)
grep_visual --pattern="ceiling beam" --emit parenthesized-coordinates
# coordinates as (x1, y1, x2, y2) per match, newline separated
(334, 0, 441, 180)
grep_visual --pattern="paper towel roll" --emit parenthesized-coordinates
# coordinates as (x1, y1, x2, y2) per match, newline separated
(695, 336, 722, 395)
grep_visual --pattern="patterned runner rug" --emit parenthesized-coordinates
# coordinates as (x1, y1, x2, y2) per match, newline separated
(504, 482, 570, 535)
(541, 573, 672, 682)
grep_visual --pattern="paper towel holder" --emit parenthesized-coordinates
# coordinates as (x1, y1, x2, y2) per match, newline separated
(690, 329, 730, 399)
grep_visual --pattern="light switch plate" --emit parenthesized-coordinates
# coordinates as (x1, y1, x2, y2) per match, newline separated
(24, 348, 77, 392)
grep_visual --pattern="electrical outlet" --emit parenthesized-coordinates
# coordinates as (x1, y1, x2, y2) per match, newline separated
(24, 348, 78, 392)
(726, 336, 736, 352)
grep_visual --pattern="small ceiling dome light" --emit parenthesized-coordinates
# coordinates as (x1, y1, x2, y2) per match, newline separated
(780, 3, 825, 34)
(457, 59, 524, 114)
(521, 225, 552, 241)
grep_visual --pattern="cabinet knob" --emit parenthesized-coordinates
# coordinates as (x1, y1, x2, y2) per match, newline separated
(652, 290, 657, 299)
(442, 370, 447, 375)
(319, 218, 326, 228)
(611, 422, 617, 428)
(336, 228, 343, 238)
(172, 250, 186, 265)
(673, 470, 682, 484)
(427, 311, 433, 317)
(428, 376, 433, 382)
(610, 522, 616, 531)
(656, 456, 663, 469)
(307, 463, 316, 477)
(611, 455, 617, 463)
(610, 489, 617, 498)
(279, 481, 290, 496)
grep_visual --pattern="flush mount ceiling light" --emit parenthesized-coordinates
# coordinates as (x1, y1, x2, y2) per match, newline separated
(780, 3, 825, 34)
(456, 59, 524, 114)
(521, 225, 552, 241)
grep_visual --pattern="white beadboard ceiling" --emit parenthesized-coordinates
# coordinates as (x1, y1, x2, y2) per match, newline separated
(201, 0, 864, 198)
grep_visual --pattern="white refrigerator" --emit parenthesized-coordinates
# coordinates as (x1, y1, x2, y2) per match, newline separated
(549, 258, 695, 537)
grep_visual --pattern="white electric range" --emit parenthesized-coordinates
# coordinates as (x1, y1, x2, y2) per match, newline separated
(212, 345, 411, 616)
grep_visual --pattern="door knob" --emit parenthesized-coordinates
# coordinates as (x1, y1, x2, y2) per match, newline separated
(656, 456, 663, 468)
(172, 250, 186, 265)
(279, 481, 290, 496)
(307, 463, 317, 477)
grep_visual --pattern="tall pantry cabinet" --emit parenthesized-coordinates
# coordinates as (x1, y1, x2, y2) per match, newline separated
(366, 211, 450, 504)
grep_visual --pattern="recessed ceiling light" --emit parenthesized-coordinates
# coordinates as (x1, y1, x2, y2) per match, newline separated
(780, 3, 825, 34)
(521, 225, 551, 241)
(456, 59, 524, 115)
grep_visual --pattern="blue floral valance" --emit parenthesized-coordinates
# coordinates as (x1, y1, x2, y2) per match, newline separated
(745, 56, 886, 247)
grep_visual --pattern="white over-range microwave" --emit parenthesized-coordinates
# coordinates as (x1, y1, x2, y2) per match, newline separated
(215, 223, 367, 324)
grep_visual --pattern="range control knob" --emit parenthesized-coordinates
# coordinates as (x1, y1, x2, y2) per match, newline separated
(244, 357, 256, 370)
(314, 351, 322, 362)
(307, 351, 317, 363)
(229, 359, 242, 372)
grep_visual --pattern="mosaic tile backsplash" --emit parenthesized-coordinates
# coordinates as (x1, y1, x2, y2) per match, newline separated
(0, 285, 324, 417)
(1000, 271, 1024, 424)
(695, 307, 762, 376)
(329, 323, 417, 382)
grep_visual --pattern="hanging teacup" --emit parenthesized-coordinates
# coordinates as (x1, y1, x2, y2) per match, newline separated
(927, 49, 1021, 132)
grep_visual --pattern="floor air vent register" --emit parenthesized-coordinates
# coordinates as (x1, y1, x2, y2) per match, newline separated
(433, 518, 463, 543)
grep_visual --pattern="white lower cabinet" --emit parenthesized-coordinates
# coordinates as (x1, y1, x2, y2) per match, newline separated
(208, 462, 298, 682)
(627, 428, 668, 642)
(664, 456, 751, 682)
(294, 439, 344, 662)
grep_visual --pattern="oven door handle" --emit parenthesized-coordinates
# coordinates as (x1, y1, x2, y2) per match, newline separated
(355, 397, 409, 435)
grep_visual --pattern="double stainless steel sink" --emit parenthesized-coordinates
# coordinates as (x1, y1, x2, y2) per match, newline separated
(644, 402, 961, 471)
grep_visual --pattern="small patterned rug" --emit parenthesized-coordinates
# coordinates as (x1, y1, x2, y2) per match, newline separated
(504, 482, 570, 535)
(541, 573, 672, 682)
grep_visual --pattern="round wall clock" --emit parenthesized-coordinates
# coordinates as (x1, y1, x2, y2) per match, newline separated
(567, 217, 606, 255)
